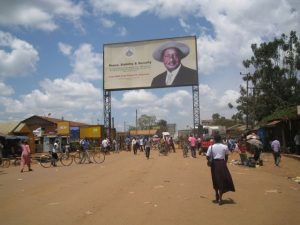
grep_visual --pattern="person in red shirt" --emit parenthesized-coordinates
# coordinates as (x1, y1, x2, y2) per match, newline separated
(20, 140, 33, 173)
(188, 134, 197, 158)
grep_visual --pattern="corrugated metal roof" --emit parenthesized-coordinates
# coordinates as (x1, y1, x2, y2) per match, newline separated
(13, 122, 26, 132)
(0, 122, 19, 135)
(265, 120, 281, 127)
(40, 116, 89, 127)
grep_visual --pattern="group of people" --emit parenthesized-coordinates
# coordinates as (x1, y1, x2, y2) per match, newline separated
(203, 131, 298, 205)
(130, 137, 155, 159)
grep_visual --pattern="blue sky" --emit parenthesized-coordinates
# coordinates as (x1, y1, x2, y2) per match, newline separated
(0, 0, 299, 131)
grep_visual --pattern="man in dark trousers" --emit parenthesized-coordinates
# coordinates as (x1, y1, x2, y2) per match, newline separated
(151, 41, 198, 87)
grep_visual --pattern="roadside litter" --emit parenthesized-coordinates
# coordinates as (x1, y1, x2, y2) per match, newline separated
(288, 176, 300, 184)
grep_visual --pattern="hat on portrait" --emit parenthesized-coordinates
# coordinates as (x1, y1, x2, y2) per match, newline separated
(152, 41, 190, 62)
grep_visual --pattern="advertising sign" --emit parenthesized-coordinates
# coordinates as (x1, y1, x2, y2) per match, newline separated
(103, 36, 198, 90)
(57, 121, 70, 135)
(80, 126, 102, 139)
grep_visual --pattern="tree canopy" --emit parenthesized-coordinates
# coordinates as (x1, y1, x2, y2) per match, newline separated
(234, 31, 300, 127)
(137, 114, 156, 130)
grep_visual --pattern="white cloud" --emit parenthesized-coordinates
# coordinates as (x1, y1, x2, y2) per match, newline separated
(90, 0, 200, 18)
(158, 90, 191, 108)
(199, 84, 216, 100)
(196, 0, 300, 74)
(58, 42, 73, 56)
(179, 18, 191, 33)
(113, 89, 194, 127)
(90, 0, 154, 17)
(118, 26, 128, 36)
(199, 84, 239, 119)
(2, 78, 102, 120)
(69, 43, 102, 81)
(0, 82, 14, 96)
(0, 0, 84, 31)
(216, 90, 240, 108)
(0, 43, 103, 124)
(100, 18, 115, 28)
(89, 0, 300, 76)
(0, 31, 39, 79)
(116, 90, 157, 108)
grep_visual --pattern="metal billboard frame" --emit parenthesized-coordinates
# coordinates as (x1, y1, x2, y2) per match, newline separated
(103, 36, 200, 138)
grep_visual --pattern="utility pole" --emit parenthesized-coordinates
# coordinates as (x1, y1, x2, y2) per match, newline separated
(135, 109, 138, 136)
(240, 72, 250, 130)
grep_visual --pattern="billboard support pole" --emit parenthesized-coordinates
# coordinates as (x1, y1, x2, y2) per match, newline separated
(192, 85, 200, 136)
(104, 90, 111, 139)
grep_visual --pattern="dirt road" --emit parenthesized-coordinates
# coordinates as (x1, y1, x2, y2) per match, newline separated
(0, 150, 299, 225)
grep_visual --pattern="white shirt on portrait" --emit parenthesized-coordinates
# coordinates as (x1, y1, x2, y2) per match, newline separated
(165, 64, 181, 85)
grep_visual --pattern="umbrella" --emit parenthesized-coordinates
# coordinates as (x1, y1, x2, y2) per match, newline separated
(246, 134, 259, 140)
(246, 138, 263, 149)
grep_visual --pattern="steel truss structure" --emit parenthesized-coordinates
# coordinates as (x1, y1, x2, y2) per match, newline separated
(103, 86, 200, 138)
(192, 85, 200, 134)
(103, 90, 111, 138)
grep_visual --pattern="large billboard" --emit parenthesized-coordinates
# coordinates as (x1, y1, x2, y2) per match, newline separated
(103, 36, 198, 90)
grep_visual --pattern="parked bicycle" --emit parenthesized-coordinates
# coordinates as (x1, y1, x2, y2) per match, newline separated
(74, 147, 105, 164)
(40, 151, 73, 168)
(0, 157, 10, 168)
(0, 154, 21, 168)
(158, 143, 168, 156)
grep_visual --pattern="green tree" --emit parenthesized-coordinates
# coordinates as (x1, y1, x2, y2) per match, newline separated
(235, 31, 300, 127)
(156, 119, 168, 136)
(212, 113, 220, 121)
(210, 113, 239, 128)
(138, 114, 156, 130)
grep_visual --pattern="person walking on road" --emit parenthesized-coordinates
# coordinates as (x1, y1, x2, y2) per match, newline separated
(169, 137, 176, 153)
(20, 140, 32, 173)
(271, 137, 281, 166)
(145, 138, 151, 160)
(188, 134, 197, 158)
(206, 134, 235, 205)
(81, 137, 93, 164)
(132, 137, 137, 155)
(51, 140, 59, 167)
(294, 132, 300, 155)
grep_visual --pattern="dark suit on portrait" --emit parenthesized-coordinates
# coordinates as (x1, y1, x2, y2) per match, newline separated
(151, 65, 198, 88)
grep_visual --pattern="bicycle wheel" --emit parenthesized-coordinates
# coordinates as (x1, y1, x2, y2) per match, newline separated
(74, 151, 83, 164)
(13, 157, 21, 166)
(93, 151, 105, 163)
(60, 153, 73, 166)
(2, 158, 11, 168)
(40, 155, 52, 168)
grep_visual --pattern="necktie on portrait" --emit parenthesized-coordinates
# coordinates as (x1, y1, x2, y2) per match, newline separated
(166, 73, 173, 85)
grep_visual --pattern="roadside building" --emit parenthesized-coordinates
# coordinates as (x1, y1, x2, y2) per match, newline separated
(10, 115, 89, 153)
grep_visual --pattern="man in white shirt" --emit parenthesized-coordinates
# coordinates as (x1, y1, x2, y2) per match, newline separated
(51, 140, 59, 166)
(151, 41, 198, 87)
(271, 137, 281, 166)
(102, 138, 109, 153)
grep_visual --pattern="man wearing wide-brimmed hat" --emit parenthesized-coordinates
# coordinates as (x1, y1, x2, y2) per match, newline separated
(151, 41, 198, 87)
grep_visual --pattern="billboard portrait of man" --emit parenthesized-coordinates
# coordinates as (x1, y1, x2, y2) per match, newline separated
(151, 41, 198, 88)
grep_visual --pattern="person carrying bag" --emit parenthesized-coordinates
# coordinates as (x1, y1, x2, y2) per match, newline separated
(206, 134, 235, 205)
